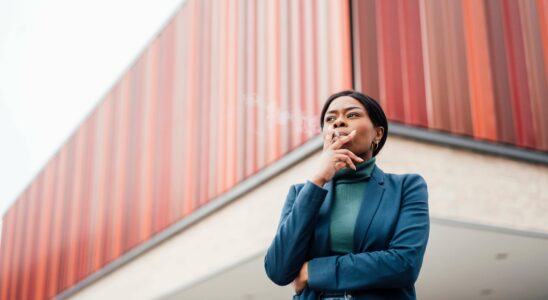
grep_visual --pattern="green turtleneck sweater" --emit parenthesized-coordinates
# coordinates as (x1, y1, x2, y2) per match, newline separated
(330, 157, 376, 254)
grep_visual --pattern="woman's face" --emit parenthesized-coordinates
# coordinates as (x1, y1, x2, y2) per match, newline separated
(322, 96, 384, 159)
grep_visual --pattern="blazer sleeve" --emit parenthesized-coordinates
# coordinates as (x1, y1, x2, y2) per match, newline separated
(307, 174, 430, 292)
(264, 181, 328, 286)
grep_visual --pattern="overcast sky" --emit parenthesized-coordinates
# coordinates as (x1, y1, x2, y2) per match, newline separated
(0, 0, 186, 235)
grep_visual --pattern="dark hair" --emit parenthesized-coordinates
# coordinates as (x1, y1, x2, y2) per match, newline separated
(320, 90, 388, 157)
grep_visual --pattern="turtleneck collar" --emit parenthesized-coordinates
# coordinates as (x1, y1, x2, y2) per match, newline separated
(333, 157, 376, 183)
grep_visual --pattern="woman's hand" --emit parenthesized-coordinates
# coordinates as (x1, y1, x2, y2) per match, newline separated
(310, 129, 364, 187)
(292, 262, 309, 294)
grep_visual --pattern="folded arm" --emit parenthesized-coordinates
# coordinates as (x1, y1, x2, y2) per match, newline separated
(264, 182, 328, 286)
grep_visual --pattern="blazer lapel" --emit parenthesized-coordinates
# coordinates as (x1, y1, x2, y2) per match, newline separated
(353, 166, 385, 252)
(311, 180, 335, 257)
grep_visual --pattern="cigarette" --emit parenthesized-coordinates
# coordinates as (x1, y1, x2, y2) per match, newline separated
(333, 131, 340, 140)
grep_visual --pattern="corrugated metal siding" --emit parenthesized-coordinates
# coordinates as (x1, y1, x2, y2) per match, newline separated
(0, 0, 352, 299)
(2, 0, 548, 299)
(353, 0, 548, 151)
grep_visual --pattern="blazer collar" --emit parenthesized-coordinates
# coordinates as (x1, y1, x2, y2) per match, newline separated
(369, 164, 385, 185)
(311, 166, 386, 257)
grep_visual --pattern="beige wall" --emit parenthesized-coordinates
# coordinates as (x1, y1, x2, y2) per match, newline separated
(379, 136, 548, 233)
(67, 136, 548, 299)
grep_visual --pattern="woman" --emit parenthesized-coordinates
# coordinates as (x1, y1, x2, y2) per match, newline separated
(264, 90, 429, 300)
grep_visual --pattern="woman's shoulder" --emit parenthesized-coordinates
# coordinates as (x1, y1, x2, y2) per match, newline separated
(379, 169, 428, 203)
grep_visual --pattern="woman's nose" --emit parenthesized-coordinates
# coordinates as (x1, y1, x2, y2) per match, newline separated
(333, 117, 346, 128)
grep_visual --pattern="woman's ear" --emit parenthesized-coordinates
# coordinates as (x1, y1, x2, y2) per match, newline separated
(375, 126, 385, 141)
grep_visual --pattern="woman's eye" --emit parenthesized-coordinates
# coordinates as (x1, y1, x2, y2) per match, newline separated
(325, 117, 335, 122)
(348, 113, 359, 118)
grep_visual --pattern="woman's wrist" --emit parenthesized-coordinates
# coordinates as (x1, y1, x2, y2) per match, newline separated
(310, 175, 326, 187)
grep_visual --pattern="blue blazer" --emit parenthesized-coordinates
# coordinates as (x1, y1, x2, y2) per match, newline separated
(264, 165, 429, 299)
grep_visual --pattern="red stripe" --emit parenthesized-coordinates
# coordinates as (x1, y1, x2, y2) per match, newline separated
(378, 0, 405, 122)
(0, 208, 14, 300)
(102, 93, 116, 265)
(57, 137, 74, 292)
(401, 0, 428, 127)
(353, 0, 380, 99)
(125, 60, 144, 250)
(156, 19, 175, 230)
(462, 0, 497, 141)
(36, 153, 55, 299)
(502, 0, 536, 148)
(485, 0, 516, 144)
(91, 98, 110, 272)
(9, 199, 23, 300)
(70, 129, 84, 288)
(78, 112, 95, 281)
(198, 0, 211, 206)
(227, 0, 240, 181)
(26, 173, 44, 300)
(245, 0, 258, 176)
(46, 150, 65, 297)
(21, 178, 38, 299)
(183, 0, 198, 216)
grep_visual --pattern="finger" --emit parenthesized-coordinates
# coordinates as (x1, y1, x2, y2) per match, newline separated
(335, 161, 347, 170)
(344, 156, 356, 170)
(335, 149, 364, 162)
(329, 130, 356, 150)
(323, 128, 335, 150)
(334, 154, 356, 170)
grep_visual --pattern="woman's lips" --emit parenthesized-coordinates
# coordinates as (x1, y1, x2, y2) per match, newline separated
(333, 131, 349, 137)
(332, 131, 351, 144)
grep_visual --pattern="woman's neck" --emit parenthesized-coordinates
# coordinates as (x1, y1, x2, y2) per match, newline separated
(358, 151, 373, 162)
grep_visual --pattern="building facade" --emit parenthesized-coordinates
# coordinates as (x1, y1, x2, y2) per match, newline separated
(1, 0, 548, 299)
